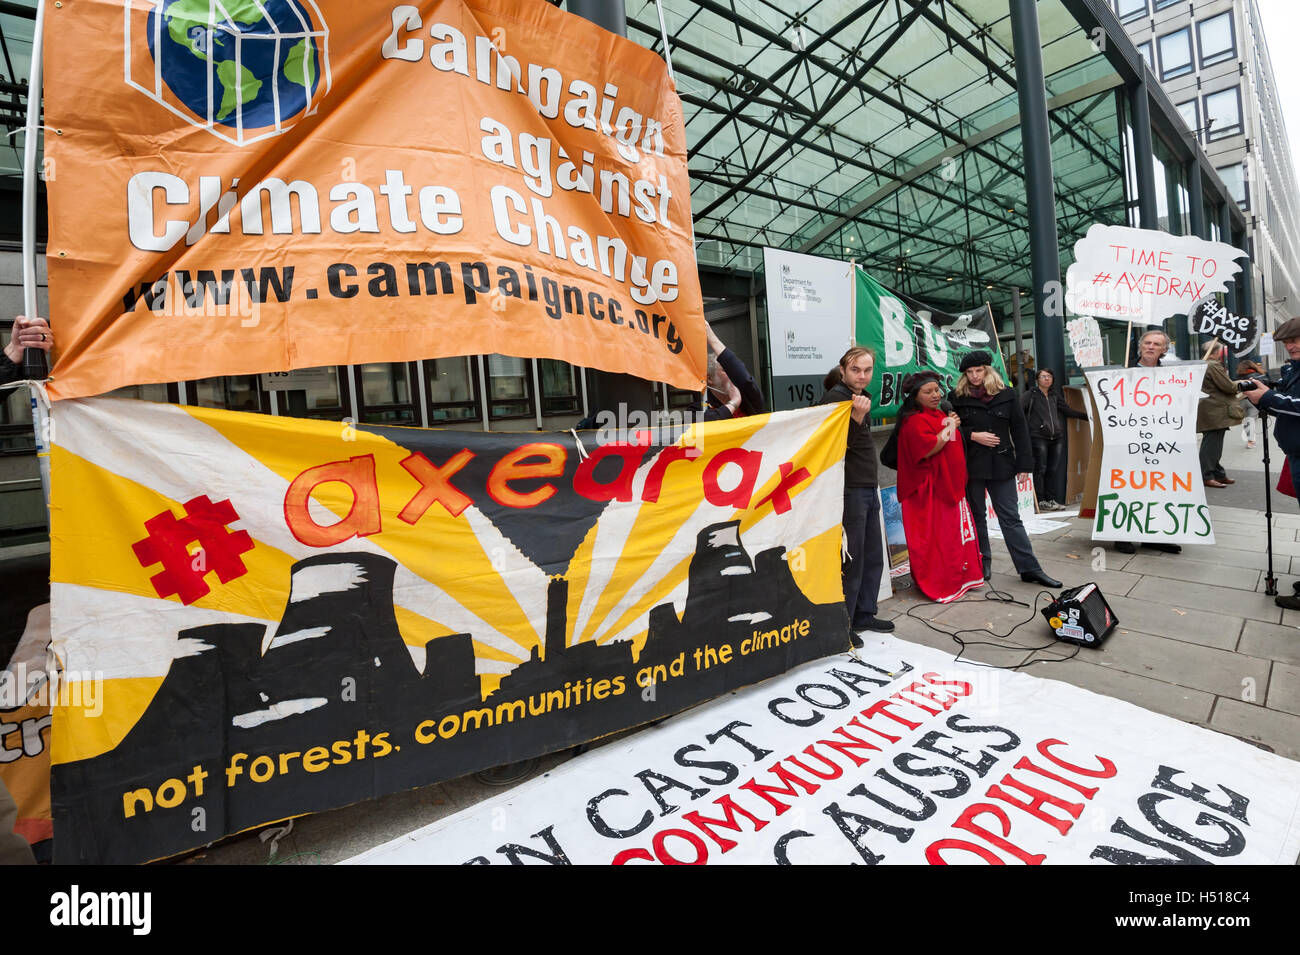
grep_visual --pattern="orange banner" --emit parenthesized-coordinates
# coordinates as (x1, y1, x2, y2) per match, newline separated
(44, 0, 705, 400)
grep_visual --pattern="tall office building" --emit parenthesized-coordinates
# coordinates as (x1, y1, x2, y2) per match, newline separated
(1117, 0, 1300, 338)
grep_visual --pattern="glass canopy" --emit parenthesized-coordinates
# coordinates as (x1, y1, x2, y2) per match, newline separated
(628, 0, 1130, 319)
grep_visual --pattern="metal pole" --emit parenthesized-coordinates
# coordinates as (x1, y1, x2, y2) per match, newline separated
(1130, 76, 1159, 230)
(21, 0, 50, 512)
(1008, 0, 1063, 378)
(1011, 287, 1025, 389)
(1186, 162, 1207, 359)
(568, 0, 625, 35)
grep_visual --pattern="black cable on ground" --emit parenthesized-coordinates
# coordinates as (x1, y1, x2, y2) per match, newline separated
(902, 586, 1082, 671)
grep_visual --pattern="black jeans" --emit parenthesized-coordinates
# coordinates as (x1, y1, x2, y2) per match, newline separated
(842, 486, 885, 628)
(1030, 435, 1064, 503)
(1200, 429, 1227, 481)
(966, 476, 1042, 576)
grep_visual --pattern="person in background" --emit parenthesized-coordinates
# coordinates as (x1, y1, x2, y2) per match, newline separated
(1020, 368, 1088, 510)
(1197, 339, 1242, 489)
(817, 346, 892, 645)
(948, 351, 1061, 588)
(1, 315, 52, 385)
(894, 371, 984, 602)
(1243, 317, 1300, 609)
(702, 323, 763, 421)
(1235, 358, 1265, 450)
(1116, 328, 1181, 555)
(821, 365, 842, 397)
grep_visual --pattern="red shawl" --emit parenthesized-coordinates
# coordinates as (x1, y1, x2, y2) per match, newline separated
(897, 408, 968, 504)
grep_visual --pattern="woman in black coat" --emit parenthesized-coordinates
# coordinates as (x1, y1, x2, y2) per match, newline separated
(1020, 368, 1088, 509)
(948, 351, 1060, 587)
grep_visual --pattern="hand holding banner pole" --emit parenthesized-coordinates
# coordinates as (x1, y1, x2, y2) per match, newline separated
(21, 0, 50, 510)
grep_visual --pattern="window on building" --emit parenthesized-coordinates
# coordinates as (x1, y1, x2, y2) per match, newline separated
(357, 362, 417, 425)
(273, 366, 349, 420)
(1158, 28, 1194, 80)
(190, 375, 265, 412)
(1204, 87, 1243, 139)
(1153, 0, 1180, 9)
(1216, 163, 1249, 210)
(1175, 99, 1199, 138)
(1197, 12, 1236, 68)
(1117, 0, 1147, 23)
(1138, 41, 1154, 71)
(486, 354, 533, 419)
(539, 360, 581, 416)
(424, 357, 480, 423)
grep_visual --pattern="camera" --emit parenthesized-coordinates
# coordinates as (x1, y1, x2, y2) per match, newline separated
(1238, 375, 1280, 392)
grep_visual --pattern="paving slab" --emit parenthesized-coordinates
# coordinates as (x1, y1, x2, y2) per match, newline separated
(1121, 554, 1261, 591)
(988, 555, 1143, 596)
(1210, 698, 1300, 761)
(1238, 620, 1300, 664)
(1099, 593, 1243, 650)
(1215, 531, 1300, 556)
(925, 595, 1055, 654)
(1082, 627, 1270, 701)
(1019, 655, 1216, 726)
(1174, 545, 1273, 570)
(1265, 663, 1300, 718)
(1127, 576, 1281, 623)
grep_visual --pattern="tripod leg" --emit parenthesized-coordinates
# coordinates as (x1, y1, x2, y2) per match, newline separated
(1261, 408, 1277, 596)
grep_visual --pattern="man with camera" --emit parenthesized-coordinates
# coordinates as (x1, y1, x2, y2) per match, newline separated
(1243, 317, 1300, 609)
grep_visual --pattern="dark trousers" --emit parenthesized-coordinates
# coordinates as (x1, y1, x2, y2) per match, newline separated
(1200, 429, 1227, 481)
(966, 476, 1041, 575)
(1030, 435, 1064, 503)
(1289, 454, 1300, 508)
(842, 486, 885, 628)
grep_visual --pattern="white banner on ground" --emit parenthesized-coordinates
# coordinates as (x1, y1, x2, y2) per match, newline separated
(1084, 364, 1212, 544)
(347, 634, 1300, 865)
(763, 248, 853, 380)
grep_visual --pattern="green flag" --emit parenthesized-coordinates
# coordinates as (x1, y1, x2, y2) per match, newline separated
(855, 268, 1008, 417)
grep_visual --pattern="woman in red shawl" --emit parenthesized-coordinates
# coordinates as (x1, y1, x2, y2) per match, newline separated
(895, 372, 984, 602)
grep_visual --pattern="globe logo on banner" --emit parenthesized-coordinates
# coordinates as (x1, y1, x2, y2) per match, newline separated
(125, 0, 331, 146)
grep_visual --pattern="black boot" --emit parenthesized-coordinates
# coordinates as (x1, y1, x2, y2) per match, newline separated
(1021, 570, 1062, 588)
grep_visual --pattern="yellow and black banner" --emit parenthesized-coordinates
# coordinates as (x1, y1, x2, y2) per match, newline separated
(49, 398, 851, 863)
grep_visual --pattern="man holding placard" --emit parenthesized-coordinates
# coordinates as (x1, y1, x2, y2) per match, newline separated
(1113, 329, 1182, 556)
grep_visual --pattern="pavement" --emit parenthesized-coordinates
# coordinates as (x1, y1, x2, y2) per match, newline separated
(9, 422, 1298, 865)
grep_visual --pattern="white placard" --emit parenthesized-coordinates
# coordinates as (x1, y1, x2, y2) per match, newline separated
(985, 472, 1037, 526)
(1066, 225, 1245, 323)
(1066, 315, 1104, 369)
(1084, 364, 1213, 545)
(347, 634, 1300, 865)
(763, 248, 853, 377)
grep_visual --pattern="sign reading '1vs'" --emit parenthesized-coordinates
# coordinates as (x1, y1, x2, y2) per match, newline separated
(1084, 364, 1214, 546)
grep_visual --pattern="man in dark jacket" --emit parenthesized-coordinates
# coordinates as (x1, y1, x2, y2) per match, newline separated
(1244, 316, 1300, 609)
(817, 346, 892, 645)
